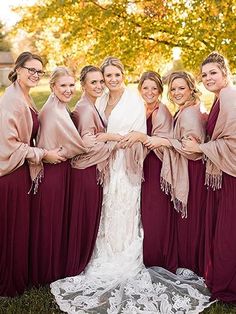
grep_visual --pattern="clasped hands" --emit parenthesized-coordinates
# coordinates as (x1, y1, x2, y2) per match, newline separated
(181, 135, 202, 153)
(43, 146, 67, 164)
(96, 131, 164, 149)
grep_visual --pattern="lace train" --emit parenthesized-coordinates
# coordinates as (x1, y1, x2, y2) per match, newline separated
(50, 151, 213, 313)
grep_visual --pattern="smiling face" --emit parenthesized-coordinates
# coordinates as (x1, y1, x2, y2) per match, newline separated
(103, 65, 124, 92)
(83, 71, 105, 103)
(169, 78, 192, 107)
(17, 58, 43, 89)
(140, 79, 161, 107)
(201, 63, 227, 96)
(52, 75, 76, 103)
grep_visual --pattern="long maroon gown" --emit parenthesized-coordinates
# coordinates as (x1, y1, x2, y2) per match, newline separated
(30, 161, 71, 286)
(0, 109, 38, 297)
(204, 99, 236, 303)
(141, 115, 178, 273)
(65, 167, 102, 276)
(65, 114, 103, 277)
(176, 159, 206, 276)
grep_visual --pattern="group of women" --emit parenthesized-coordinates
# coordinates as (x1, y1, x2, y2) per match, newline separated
(0, 50, 235, 313)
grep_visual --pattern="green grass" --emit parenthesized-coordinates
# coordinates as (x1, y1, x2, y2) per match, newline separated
(0, 286, 236, 313)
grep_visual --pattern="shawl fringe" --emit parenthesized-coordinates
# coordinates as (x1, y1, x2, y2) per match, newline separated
(160, 177, 187, 218)
(28, 168, 44, 194)
(96, 149, 117, 186)
(205, 172, 222, 190)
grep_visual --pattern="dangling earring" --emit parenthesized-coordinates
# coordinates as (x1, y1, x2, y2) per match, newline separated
(17, 73, 20, 83)
(51, 91, 55, 98)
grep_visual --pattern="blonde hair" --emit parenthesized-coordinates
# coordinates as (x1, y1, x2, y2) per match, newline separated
(201, 51, 231, 79)
(49, 66, 75, 91)
(100, 56, 124, 75)
(138, 71, 163, 95)
(167, 71, 201, 103)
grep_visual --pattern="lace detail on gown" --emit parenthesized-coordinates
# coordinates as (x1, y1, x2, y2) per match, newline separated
(50, 151, 213, 313)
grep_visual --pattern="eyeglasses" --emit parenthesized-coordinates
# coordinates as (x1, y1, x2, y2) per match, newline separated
(22, 66, 45, 77)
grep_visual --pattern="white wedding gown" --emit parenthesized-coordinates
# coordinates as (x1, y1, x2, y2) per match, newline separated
(50, 89, 213, 313)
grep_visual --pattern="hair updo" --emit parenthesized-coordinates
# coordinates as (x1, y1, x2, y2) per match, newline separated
(100, 56, 125, 75)
(167, 71, 201, 103)
(8, 51, 43, 83)
(138, 71, 163, 95)
(201, 51, 231, 79)
(79, 65, 102, 86)
(49, 66, 75, 91)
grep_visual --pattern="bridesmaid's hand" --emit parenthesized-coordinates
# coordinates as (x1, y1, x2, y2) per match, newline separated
(96, 133, 108, 142)
(43, 148, 66, 164)
(143, 136, 169, 149)
(96, 133, 123, 142)
(182, 136, 202, 153)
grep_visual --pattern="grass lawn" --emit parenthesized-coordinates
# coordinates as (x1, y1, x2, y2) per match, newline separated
(0, 285, 236, 313)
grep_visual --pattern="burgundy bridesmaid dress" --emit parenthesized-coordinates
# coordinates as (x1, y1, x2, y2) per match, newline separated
(141, 114, 178, 273)
(0, 109, 38, 297)
(204, 99, 236, 303)
(30, 151, 71, 284)
(65, 112, 103, 277)
(176, 158, 207, 276)
(65, 166, 103, 276)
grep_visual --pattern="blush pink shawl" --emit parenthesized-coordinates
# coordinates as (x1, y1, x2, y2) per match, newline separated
(199, 86, 236, 189)
(0, 81, 45, 178)
(30, 94, 88, 191)
(70, 93, 117, 177)
(161, 102, 206, 217)
(37, 94, 87, 156)
(149, 102, 173, 160)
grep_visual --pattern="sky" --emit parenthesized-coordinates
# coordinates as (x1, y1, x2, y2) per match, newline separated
(0, 0, 36, 28)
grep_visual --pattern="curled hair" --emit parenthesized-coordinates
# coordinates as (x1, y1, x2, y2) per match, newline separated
(49, 66, 75, 91)
(201, 51, 231, 79)
(167, 71, 201, 103)
(8, 51, 43, 83)
(138, 71, 163, 95)
(100, 56, 124, 75)
(80, 65, 102, 85)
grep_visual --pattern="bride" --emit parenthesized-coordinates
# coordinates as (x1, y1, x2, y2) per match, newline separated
(50, 57, 213, 313)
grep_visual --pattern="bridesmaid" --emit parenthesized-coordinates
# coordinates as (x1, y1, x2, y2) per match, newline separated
(122, 71, 177, 272)
(66, 65, 119, 276)
(0, 52, 61, 296)
(145, 71, 206, 276)
(183, 52, 236, 302)
(30, 67, 87, 286)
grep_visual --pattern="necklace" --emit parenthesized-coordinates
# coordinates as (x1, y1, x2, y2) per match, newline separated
(107, 89, 124, 108)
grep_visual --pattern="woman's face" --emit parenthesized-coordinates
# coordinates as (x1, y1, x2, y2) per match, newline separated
(17, 59, 43, 89)
(140, 79, 161, 106)
(53, 75, 76, 103)
(169, 78, 192, 106)
(83, 71, 105, 102)
(201, 63, 226, 95)
(103, 65, 124, 92)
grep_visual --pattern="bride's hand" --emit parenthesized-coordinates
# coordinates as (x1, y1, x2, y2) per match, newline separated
(119, 131, 147, 148)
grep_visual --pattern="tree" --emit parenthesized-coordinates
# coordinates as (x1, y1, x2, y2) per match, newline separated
(0, 22, 11, 51)
(13, 0, 236, 77)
